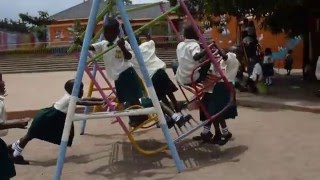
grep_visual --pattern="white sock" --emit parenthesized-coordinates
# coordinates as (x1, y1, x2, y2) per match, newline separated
(202, 126, 211, 134)
(12, 140, 23, 157)
(222, 127, 229, 135)
(171, 113, 182, 122)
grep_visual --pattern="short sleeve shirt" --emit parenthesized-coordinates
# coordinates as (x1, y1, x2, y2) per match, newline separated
(92, 38, 133, 81)
(250, 63, 263, 81)
(53, 93, 72, 114)
(175, 39, 201, 85)
(0, 96, 8, 137)
(131, 40, 166, 78)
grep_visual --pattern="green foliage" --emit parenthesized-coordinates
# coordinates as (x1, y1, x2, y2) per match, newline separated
(18, 11, 55, 42)
(0, 18, 28, 33)
(169, 0, 307, 37)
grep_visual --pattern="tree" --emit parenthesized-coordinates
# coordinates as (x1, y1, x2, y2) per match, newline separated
(170, 0, 317, 79)
(19, 11, 55, 42)
(0, 18, 28, 33)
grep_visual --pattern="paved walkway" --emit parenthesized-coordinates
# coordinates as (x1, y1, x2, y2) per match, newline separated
(3, 69, 320, 119)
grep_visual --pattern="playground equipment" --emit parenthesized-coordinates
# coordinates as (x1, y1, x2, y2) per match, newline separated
(54, 1, 234, 179)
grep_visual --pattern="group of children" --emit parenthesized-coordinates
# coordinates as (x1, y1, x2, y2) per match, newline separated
(0, 18, 240, 179)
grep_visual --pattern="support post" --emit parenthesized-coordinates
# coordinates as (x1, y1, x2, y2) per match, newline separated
(115, 0, 184, 173)
(54, 0, 100, 179)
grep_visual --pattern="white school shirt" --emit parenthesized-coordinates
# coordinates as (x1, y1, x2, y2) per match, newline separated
(250, 63, 263, 81)
(263, 55, 273, 64)
(316, 56, 320, 80)
(92, 38, 133, 81)
(131, 40, 166, 78)
(206, 52, 240, 93)
(0, 96, 8, 137)
(176, 39, 201, 85)
(220, 52, 240, 83)
(53, 93, 72, 114)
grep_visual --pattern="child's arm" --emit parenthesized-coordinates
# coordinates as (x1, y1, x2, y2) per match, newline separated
(81, 97, 103, 101)
(75, 37, 95, 51)
(77, 99, 104, 106)
(193, 49, 207, 61)
(0, 118, 30, 130)
(117, 38, 132, 60)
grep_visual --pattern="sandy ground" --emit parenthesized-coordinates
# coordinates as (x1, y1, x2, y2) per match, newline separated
(2, 107, 320, 180)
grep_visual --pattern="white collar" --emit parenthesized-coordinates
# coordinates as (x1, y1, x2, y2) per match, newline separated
(107, 37, 119, 45)
(184, 39, 198, 43)
(0, 95, 5, 101)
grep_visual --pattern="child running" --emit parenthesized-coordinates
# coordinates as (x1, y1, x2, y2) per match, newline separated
(0, 73, 30, 179)
(8, 79, 103, 164)
(132, 33, 190, 128)
(76, 18, 147, 127)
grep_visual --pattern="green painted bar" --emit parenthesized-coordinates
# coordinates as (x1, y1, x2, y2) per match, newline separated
(88, 4, 180, 63)
(68, 2, 163, 53)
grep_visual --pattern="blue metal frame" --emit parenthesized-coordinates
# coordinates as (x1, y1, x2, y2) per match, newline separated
(54, 0, 101, 179)
(115, 0, 184, 173)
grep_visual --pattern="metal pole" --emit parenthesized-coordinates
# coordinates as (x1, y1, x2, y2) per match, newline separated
(115, 0, 184, 173)
(53, 0, 100, 179)
(80, 64, 97, 135)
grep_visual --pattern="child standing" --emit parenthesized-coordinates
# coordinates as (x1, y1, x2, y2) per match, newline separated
(8, 79, 103, 164)
(77, 18, 146, 127)
(194, 51, 239, 145)
(262, 48, 274, 85)
(0, 73, 30, 179)
(284, 49, 293, 75)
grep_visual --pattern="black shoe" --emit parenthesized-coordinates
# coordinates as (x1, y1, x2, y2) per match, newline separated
(223, 132, 232, 141)
(175, 115, 189, 127)
(12, 155, 29, 165)
(213, 135, 232, 146)
(192, 132, 213, 143)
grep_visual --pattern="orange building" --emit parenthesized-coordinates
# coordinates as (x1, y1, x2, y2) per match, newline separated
(49, 1, 304, 69)
(210, 17, 303, 69)
(48, 1, 180, 47)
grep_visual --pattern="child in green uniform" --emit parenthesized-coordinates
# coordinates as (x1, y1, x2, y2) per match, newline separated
(8, 79, 103, 164)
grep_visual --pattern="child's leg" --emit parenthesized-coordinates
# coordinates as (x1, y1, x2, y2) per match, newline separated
(159, 101, 187, 128)
(7, 134, 32, 164)
(219, 119, 232, 140)
(10, 135, 32, 156)
(161, 96, 175, 112)
(167, 92, 180, 112)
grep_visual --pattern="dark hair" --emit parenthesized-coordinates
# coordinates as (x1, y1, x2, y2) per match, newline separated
(64, 79, 84, 95)
(248, 21, 255, 27)
(183, 25, 198, 40)
(288, 49, 293, 54)
(103, 18, 120, 34)
(265, 48, 272, 56)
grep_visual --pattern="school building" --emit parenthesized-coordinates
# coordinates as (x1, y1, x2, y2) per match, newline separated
(49, 0, 305, 69)
(48, 1, 180, 47)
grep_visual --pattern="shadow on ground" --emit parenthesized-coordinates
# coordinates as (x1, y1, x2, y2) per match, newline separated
(85, 139, 248, 180)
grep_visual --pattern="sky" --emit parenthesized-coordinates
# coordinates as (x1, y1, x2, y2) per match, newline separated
(0, 0, 161, 20)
